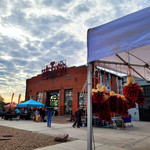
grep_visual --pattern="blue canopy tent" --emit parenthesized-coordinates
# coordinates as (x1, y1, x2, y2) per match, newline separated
(17, 99, 45, 107)
(87, 7, 150, 150)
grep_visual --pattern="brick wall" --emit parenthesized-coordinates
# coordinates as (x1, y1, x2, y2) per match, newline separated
(25, 65, 118, 116)
(26, 65, 87, 115)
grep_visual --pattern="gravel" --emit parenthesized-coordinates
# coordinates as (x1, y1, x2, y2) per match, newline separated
(0, 116, 73, 150)
(0, 125, 61, 150)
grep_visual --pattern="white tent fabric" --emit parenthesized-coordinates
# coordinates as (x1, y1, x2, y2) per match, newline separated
(87, 7, 150, 82)
(87, 7, 150, 150)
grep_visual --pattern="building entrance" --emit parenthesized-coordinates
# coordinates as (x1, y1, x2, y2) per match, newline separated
(139, 86, 150, 121)
(46, 91, 59, 116)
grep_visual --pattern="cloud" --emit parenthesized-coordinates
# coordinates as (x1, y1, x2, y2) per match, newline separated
(73, 2, 90, 16)
(2, 7, 27, 26)
(0, 0, 150, 102)
(42, 0, 72, 11)
(58, 38, 84, 52)
(28, 15, 70, 38)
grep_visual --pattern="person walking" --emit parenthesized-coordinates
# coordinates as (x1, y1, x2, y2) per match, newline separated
(72, 108, 80, 128)
(78, 109, 83, 127)
(47, 107, 54, 127)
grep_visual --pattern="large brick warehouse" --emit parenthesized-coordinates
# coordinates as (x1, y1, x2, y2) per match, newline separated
(25, 61, 121, 116)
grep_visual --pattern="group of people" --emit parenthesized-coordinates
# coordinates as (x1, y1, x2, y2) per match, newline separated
(36, 107, 54, 127)
(3, 107, 54, 127)
(72, 108, 83, 128)
(4, 106, 83, 128)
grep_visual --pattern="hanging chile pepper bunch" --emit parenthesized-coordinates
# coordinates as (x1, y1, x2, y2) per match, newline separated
(122, 69, 145, 108)
(92, 84, 104, 103)
(92, 71, 113, 122)
(98, 84, 111, 122)
(117, 95, 129, 117)
(92, 84, 104, 113)
(98, 99, 111, 122)
(108, 91, 119, 114)
(122, 76, 139, 108)
(108, 91, 129, 117)
(136, 87, 146, 105)
(108, 78, 120, 115)
(98, 72, 111, 122)
(108, 75, 129, 117)
(92, 84, 106, 114)
(92, 83, 111, 122)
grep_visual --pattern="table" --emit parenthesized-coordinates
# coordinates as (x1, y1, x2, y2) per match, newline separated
(3, 113, 18, 120)
(20, 114, 31, 120)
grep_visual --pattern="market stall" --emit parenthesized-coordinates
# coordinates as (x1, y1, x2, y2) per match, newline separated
(87, 7, 150, 150)
(17, 99, 45, 121)
(4, 102, 17, 109)
(3, 102, 19, 120)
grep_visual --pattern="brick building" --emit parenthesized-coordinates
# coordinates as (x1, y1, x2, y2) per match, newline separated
(25, 62, 122, 116)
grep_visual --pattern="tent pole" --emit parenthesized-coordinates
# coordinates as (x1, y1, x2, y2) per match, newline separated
(87, 62, 92, 150)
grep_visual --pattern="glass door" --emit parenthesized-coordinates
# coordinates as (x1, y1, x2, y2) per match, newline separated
(64, 89, 72, 115)
(46, 91, 59, 116)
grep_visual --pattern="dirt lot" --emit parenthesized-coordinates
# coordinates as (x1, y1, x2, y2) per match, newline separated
(0, 116, 73, 150)
(0, 126, 61, 150)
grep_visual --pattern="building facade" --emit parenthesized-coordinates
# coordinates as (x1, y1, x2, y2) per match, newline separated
(25, 63, 121, 116)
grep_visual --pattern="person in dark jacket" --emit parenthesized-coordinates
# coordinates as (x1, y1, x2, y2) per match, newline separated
(40, 108, 46, 122)
(78, 109, 83, 127)
(72, 108, 80, 128)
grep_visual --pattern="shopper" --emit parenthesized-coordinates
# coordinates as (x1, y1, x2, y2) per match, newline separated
(39, 108, 42, 121)
(15, 108, 20, 115)
(47, 107, 54, 127)
(15, 108, 20, 119)
(40, 108, 46, 122)
(72, 108, 80, 128)
(78, 109, 83, 127)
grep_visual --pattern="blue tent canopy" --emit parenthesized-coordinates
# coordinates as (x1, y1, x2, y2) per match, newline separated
(17, 99, 45, 107)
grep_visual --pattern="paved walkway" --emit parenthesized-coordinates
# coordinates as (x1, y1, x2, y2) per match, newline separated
(0, 118, 150, 150)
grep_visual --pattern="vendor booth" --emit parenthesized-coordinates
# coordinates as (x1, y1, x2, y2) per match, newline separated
(87, 7, 150, 150)
(17, 99, 45, 121)
(4, 102, 17, 109)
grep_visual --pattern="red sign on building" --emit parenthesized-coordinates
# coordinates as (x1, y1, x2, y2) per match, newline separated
(42, 60, 67, 79)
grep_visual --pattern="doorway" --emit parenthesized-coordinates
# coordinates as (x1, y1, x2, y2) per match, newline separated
(139, 86, 150, 121)
(64, 89, 72, 115)
(46, 91, 59, 116)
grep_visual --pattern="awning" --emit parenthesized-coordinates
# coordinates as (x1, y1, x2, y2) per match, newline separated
(4, 102, 17, 108)
(17, 99, 45, 107)
(87, 7, 150, 81)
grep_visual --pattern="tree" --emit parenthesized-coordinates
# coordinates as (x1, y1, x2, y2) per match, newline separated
(0, 95, 4, 102)
(0, 95, 6, 108)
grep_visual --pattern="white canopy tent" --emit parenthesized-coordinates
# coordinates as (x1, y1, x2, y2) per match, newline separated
(87, 7, 150, 150)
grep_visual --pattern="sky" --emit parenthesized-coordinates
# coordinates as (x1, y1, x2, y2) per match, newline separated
(0, 0, 150, 103)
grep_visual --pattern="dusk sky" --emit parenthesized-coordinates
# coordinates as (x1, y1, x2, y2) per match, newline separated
(1, 0, 150, 103)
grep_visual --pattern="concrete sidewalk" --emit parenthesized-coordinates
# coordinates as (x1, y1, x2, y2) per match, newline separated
(0, 118, 150, 150)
